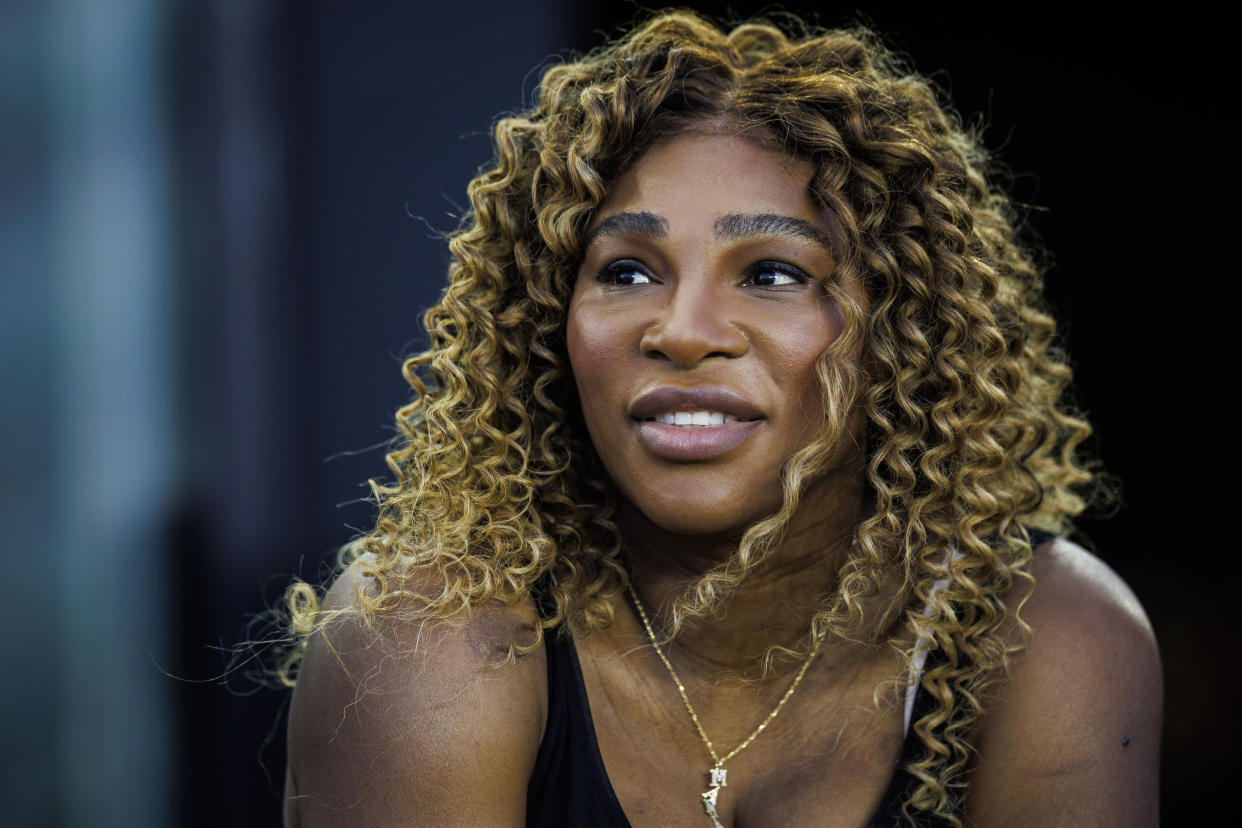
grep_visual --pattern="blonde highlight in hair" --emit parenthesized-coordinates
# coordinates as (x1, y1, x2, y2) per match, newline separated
(283, 11, 1098, 823)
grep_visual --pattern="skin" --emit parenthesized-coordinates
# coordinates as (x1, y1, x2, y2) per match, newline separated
(284, 133, 1162, 826)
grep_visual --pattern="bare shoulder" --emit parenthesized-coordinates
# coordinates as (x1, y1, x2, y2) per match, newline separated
(967, 537, 1162, 827)
(284, 558, 548, 827)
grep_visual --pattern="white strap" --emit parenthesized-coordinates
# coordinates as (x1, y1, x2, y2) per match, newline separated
(902, 569, 954, 736)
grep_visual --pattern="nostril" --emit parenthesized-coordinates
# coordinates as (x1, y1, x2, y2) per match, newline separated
(639, 320, 748, 368)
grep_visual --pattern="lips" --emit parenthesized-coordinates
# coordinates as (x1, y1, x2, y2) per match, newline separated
(629, 386, 764, 461)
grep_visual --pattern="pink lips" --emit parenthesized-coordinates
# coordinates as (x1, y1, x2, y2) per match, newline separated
(629, 386, 764, 462)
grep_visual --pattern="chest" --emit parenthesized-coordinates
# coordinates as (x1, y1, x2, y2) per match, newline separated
(575, 634, 911, 827)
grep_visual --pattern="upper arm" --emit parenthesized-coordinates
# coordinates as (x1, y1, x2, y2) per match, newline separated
(284, 564, 547, 827)
(966, 538, 1162, 827)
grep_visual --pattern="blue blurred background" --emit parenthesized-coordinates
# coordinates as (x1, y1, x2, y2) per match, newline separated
(1, 1, 1226, 825)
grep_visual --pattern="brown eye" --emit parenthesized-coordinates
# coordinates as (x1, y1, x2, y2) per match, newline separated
(745, 261, 809, 287)
(598, 259, 655, 286)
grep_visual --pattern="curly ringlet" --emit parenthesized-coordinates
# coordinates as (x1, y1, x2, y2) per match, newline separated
(283, 10, 1097, 822)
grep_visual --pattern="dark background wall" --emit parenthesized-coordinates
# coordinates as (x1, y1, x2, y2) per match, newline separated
(1, 1, 1226, 825)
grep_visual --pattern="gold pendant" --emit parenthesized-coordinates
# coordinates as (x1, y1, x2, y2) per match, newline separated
(700, 768, 727, 827)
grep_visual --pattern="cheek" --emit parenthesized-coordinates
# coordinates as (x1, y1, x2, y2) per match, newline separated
(566, 299, 597, 389)
(566, 296, 624, 420)
(790, 300, 843, 365)
(777, 304, 843, 418)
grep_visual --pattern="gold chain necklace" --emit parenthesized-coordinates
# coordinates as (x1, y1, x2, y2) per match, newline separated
(627, 584, 825, 828)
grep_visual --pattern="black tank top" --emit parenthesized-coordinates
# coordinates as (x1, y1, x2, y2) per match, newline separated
(524, 625, 952, 827)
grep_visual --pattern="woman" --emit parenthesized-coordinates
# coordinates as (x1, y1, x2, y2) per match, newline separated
(282, 11, 1160, 826)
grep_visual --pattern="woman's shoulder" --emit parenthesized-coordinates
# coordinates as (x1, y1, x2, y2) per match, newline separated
(284, 557, 548, 827)
(966, 535, 1162, 825)
(1006, 535, 1158, 665)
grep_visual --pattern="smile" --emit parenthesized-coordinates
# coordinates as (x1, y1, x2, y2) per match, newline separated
(649, 410, 753, 427)
(628, 386, 766, 461)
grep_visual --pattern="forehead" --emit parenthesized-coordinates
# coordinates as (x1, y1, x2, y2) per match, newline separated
(591, 132, 821, 230)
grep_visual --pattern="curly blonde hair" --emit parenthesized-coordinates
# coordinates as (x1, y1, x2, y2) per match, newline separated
(284, 10, 1096, 822)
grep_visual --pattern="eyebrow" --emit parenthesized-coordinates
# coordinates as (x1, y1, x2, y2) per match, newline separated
(713, 213, 833, 252)
(582, 211, 669, 249)
(581, 210, 833, 254)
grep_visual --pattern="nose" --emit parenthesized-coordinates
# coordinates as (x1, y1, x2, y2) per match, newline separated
(639, 279, 749, 368)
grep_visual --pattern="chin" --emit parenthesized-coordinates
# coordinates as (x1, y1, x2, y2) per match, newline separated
(620, 494, 776, 541)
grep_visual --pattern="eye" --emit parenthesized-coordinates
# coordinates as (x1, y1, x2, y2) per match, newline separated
(744, 260, 811, 287)
(598, 259, 655, 286)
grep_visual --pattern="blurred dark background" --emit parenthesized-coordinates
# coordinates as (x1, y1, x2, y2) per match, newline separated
(1, 1, 1226, 825)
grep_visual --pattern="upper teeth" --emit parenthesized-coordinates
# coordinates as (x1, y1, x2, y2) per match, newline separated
(654, 411, 738, 426)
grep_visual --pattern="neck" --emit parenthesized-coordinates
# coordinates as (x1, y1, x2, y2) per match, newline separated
(619, 468, 868, 681)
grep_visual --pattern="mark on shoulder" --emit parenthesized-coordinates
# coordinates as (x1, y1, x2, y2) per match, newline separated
(965, 541, 1162, 822)
(977, 534, 1162, 772)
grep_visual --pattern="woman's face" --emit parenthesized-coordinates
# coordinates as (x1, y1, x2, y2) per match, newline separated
(567, 132, 859, 537)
